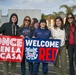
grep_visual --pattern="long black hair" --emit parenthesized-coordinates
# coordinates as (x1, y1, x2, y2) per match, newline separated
(54, 16, 64, 30)
(64, 13, 75, 40)
(65, 13, 75, 27)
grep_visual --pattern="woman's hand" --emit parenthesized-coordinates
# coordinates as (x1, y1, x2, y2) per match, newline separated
(32, 36, 36, 38)
(25, 36, 29, 38)
(49, 37, 53, 39)
(20, 35, 24, 38)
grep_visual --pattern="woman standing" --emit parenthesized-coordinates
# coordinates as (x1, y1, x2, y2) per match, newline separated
(0, 13, 19, 75)
(18, 16, 33, 75)
(64, 13, 76, 75)
(33, 19, 52, 75)
(51, 16, 66, 75)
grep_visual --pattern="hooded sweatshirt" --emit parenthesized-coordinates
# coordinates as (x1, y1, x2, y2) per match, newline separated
(0, 13, 19, 36)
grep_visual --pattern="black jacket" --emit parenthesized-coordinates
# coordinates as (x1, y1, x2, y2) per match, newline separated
(0, 22, 19, 36)
(0, 13, 19, 36)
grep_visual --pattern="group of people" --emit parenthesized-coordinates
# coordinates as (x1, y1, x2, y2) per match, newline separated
(0, 12, 76, 75)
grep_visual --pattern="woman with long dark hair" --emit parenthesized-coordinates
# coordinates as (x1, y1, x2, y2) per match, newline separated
(51, 16, 66, 75)
(64, 13, 76, 75)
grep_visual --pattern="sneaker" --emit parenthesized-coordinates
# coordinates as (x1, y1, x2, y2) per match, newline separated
(33, 74, 38, 75)
(43, 73, 47, 75)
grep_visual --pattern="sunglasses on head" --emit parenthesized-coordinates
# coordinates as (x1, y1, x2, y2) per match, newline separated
(67, 17, 73, 19)
(25, 19, 30, 22)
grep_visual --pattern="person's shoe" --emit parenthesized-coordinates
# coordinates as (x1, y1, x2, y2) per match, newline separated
(33, 74, 38, 75)
(43, 72, 47, 75)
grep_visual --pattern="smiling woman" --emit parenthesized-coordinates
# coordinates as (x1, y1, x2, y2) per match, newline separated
(51, 16, 66, 75)
(0, 13, 19, 75)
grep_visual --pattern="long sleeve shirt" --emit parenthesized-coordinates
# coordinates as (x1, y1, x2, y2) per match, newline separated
(51, 27, 65, 46)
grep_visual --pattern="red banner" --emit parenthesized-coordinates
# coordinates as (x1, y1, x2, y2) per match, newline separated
(0, 35, 24, 62)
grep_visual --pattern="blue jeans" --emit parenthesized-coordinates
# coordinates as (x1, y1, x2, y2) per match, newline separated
(28, 62, 33, 75)
(33, 62, 48, 74)
(21, 52, 26, 75)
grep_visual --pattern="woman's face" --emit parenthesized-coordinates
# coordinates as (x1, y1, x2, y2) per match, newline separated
(24, 17, 30, 26)
(40, 22, 46, 29)
(67, 14, 73, 24)
(34, 22, 39, 29)
(11, 16, 17, 24)
(55, 19, 62, 27)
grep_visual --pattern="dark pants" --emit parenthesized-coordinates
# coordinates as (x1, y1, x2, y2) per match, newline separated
(68, 44, 76, 75)
(33, 62, 48, 75)
(21, 52, 33, 75)
(21, 52, 26, 75)
(28, 62, 33, 75)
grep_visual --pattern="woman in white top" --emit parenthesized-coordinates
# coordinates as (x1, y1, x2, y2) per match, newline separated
(51, 16, 66, 75)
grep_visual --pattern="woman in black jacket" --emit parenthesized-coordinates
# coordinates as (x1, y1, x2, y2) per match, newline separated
(0, 13, 19, 75)
(64, 13, 76, 75)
